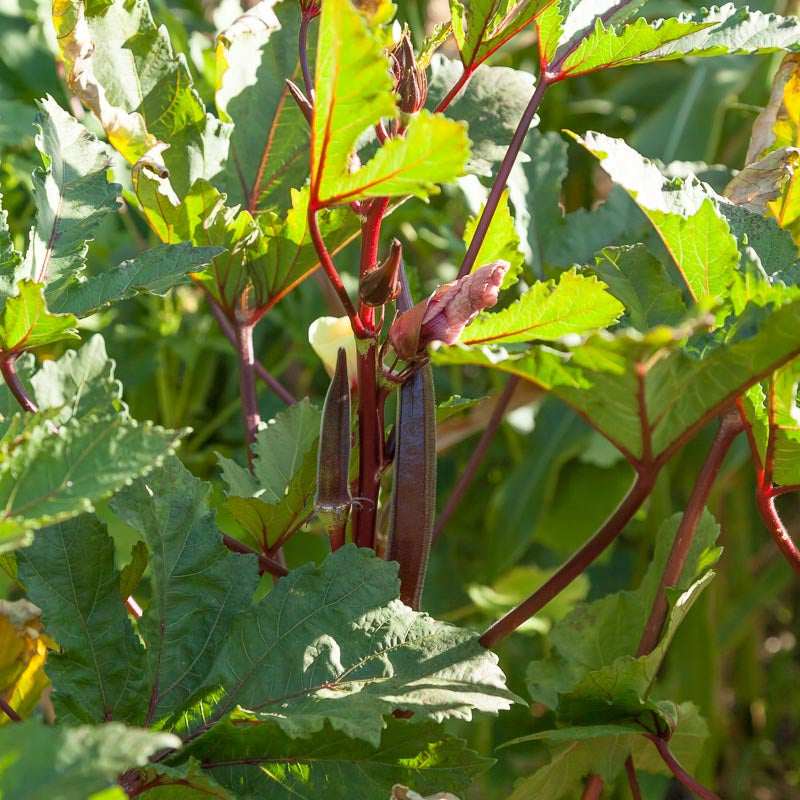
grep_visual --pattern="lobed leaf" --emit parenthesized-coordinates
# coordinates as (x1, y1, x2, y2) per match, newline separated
(461, 268, 623, 345)
(0, 720, 179, 800)
(215, 0, 310, 215)
(16, 515, 149, 724)
(0, 281, 79, 352)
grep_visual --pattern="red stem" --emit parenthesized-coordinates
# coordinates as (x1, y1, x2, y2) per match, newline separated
(308, 209, 365, 337)
(625, 756, 643, 800)
(433, 375, 519, 542)
(434, 66, 474, 113)
(0, 697, 22, 723)
(0, 354, 38, 412)
(235, 318, 260, 470)
(480, 471, 656, 648)
(458, 76, 551, 279)
(581, 775, 604, 800)
(206, 295, 297, 405)
(755, 490, 800, 576)
(220, 532, 289, 577)
(637, 407, 743, 656)
(351, 200, 389, 549)
(646, 735, 721, 800)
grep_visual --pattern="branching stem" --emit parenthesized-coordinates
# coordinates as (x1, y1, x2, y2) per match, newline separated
(480, 470, 656, 648)
(0, 353, 38, 412)
(220, 532, 289, 578)
(0, 697, 22, 723)
(637, 407, 743, 656)
(755, 490, 800, 576)
(647, 735, 721, 800)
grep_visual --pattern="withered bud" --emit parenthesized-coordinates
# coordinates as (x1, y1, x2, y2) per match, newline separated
(285, 79, 312, 125)
(390, 30, 427, 115)
(359, 239, 402, 307)
(389, 260, 510, 361)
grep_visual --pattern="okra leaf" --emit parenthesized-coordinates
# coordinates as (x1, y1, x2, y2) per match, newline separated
(526, 511, 719, 708)
(0, 193, 21, 296)
(0, 720, 179, 800)
(52, 0, 229, 194)
(48, 243, 224, 318)
(0, 281, 79, 352)
(127, 760, 233, 799)
(215, 0, 310, 215)
(449, 0, 552, 71)
(588, 245, 687, 331)
(172, 716, 491, 800)
(426, 56, 537, 178)
(742, 359, 800, 487)
(134, 168, 357, 314)
(178, 544, 515, 745)
(16, 515, 149, 724)
(434, 292, 800, 464)
(218, 398, 320, 500)
(463, 190, 523, 289)
(572, 131, 739, 301)
(22, 96, 120, 301)
(310, 0, 468, 206)
(505, 702, 707, 799)
(0, 414, 182, 552)
(109, 457, 259, 726)
(461, 268, 623, 345)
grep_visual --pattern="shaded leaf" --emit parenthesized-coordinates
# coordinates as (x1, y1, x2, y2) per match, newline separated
(0, 192, 22, 297)
(119, 540, 149, 601)
(174, 716, 491, 800)
(0, 719, 179, 800)
(110, 457, 259, 728)
(215, 0, 309, 215)
(17, 515, 148, 724)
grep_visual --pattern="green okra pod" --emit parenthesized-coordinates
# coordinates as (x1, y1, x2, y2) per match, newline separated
(315, 347, 352, 550)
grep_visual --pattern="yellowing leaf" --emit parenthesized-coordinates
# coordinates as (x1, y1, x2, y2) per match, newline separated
(0, 599, 55, 724)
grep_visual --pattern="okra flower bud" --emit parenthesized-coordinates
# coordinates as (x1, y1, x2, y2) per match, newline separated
(390, 30, 427, 115)
(308, 316, 358, 384)
(389, 260, 509, 361)
(359, 239, 402, 307)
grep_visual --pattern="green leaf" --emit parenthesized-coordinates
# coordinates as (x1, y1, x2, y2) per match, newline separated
(132, 761, 233, 799)
(571, 131, 739, 301)
(463, 190, 523, 289)
(589, 245, 688, 331)
(109, 456, 259, 728)
(215, 1, 309, 215)
(119, 540, 149, 600)
(175, 715, 491, 800)
(427, 56, 537, 178)
(449, 0, 551, 69)
(0, 281, 79, 352)
(0, 720, 180, 800)
(52, 0, 229, 195)
(23, 96, 120, 300)
(17, 515, 148, 724)
(461, 269, 623, 346)
(177, 545, 516, 745)
(218, 398, 320, 501)
(0, 412, 182, 551)
(48, 243, 224, 318)
(310, 0, 468, 206)
(742, 359, 800, 487)
(505, 702, 707, 799)
(526, 511, 720, 709)
(435, 292, 800, 463)
(0, 192, 22, 296)
(558, 16, 714, 77)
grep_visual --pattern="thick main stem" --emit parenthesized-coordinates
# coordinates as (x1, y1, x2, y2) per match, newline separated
(433, 375, 520, 542)
(637, 408, 743, 656)
(581, 775, 604, 800)
(235, 319, 260, 470)
(458, 76, 550, 280)
(352, 199, 389, 549)
(480, 471, 655, 649)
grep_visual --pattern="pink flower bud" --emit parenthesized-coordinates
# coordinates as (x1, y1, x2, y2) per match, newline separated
(389, 260, 509, 361)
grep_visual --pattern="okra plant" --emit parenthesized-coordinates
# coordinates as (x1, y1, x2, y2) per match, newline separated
(2, 0, 800, 797)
